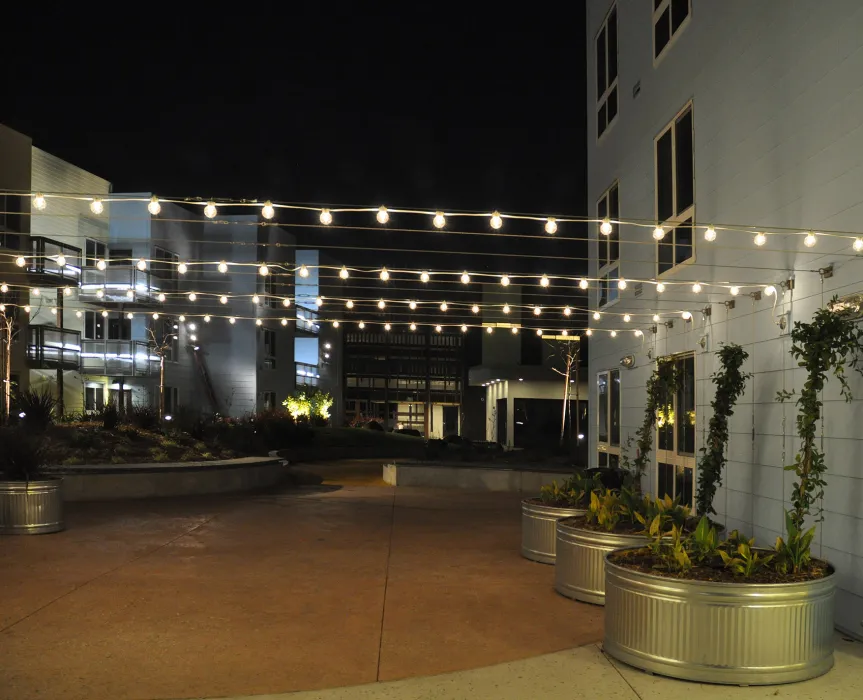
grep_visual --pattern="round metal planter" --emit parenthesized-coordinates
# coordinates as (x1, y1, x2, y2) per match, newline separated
(554, 520, 646, 604)
(521, 500, 586, 564)
(603, 549, 836, 685)
(0, 479, 65, 535)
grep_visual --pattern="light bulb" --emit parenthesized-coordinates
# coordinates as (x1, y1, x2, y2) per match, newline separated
(562, 329, 569, 336)
(764, 285, 777, 297)
(157, 293, 166, 302)
(101, 310, 108, 318)
(56, 254, 66, 267)
(593, 311, 601, 321)
(96, 258, 107, 270)
(656, 283, 666, 293)
(754, 232, 767, 246)
(188, 292, 197, 301)
(536, 329, 543, 336)
(503, 304, 510, 314)
(376, 206, 389, 224)
(218, 260, 228, 273)
(0, 283, 6, 293)
(433, 211, 446, 229)
(682, 311, 692, 320)
(511, 327, 519, 334)
(486, 326, 493, 334)
(189, 334, 197, 342)
(610, 330, 617, 337)
(178, 262, 188, 275)
(316, 297, 323, 307)
(854, 238, 863, 252)
(500, 275, 510, 287)
(24, 305, 30, 313)
(96, 289, 104, 299)
(15, 256, 26, 267)
(540, 274, 550, 287)
(347, 300, 354, 309)
(126, 312, 134, 320)
(380, 267, 390, 281)
(563, 306, 572, 316)
(358, 321, 366, 329)
(804, 232, 817, 248)
(50, 307, 57, 315)
(281, 318, 288, 326)
(282, 298, 292, 307)
(545, 218, 557, 235)
(204, 315, 211, 323)
(623, 314, 631, 322)
(152, 312, 159, 320)
(490, 211, 503, 229)
(692, 282, 702, 293)
(435, 325, 443, 333)
(472, 304, 480, 313)
(420, 271, 430, 283)
(259, 264, 269, 276)
(652, 314, 660, 322)
(618, 278, 627, 290)
(333, 321, 340, 328)
(126, 289, 134, 299)
(409, 301, 417, 310)
(204, 201, 217, 218)
(635, 329, 643, 337)
(461, 324, 468, 332)
(299, 265, 309, 278)
(252, 294, 260, 304)
(90, 198, 104, 215)
(148, 195, 161, 216)
(229, 317, 236, 325)
(220, 295, 228, 304)
(653, 226, 665, 240)
(33, 192, 47, 210)
(188, 323, 196, 331)
(600, 218, 613, 235)
(378, 299, 386, 310)
(178, 315, 186, 322)
(410, 322, 417, 331)
(320, 209, 333, 225)
(75, 310, 82, 319)
(461, 272, 471, 284)
(137, 258, 147, 271)
(384, 323, 392, 331)
(579, 278, 589, 290)
(533, 306, 542, 316)
(339, 266, 349, 279)
(585, 329, 593, 336)
(730, 286, 740, 296)
(440, 302, 448, 311)
(261, 201, 275, 220)
(704, 226, 716, 242)
(33, 288, 40, 296)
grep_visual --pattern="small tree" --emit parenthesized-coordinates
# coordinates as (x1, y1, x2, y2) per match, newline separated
(0, 308, 20, 425)
(547, 338, 581, 448)
(147, 325, 177, 422)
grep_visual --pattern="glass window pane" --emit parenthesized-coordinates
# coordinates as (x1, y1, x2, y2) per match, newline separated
(598, 451, 608, 467)
(676, 465, 694, 508)
(607, 85, 618, 123)
(656, 129, 673, 222)
(654, 7, 670, 58)
(658, 462, 674, 500)
(672, 0, 689, 33)
(599, 277, 608, 307)
(654, 0, 663, 10)
(596, 27, 607, 99)
(609, 185, 620, 263)
(608, 269, 619, 304)
(658, 238, 674, 274)
(610, 369, 621, 446)
(598, 103, 607, 138)
(608, 9, 618, 82)
(675, 108, 694, 214)
(609, 453, 620, 469)
(597, 194, 608, 265)
(598, 373, 609, 443)
(675, 218, 693, 265)
(677, 356, 696, 454)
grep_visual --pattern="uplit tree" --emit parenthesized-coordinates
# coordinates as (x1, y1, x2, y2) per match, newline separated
(547, 338, 581, 447)
(0, 308, 18, 425)
(147, 325, 177, 421)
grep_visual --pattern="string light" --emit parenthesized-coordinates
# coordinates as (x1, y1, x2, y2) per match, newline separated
(579, 278, 588, 290)
(347, 300, 354, 309)
(101, 310, 108, 318)
(486, 326, 493, 334)
(435, 325, 443, 333)
(96, 258, 107, 270)
(561, 329, 569, 336)
(461, 272, 471, 284)
(563, 306, 571, 316)
(299, 265, 309, 278)
(440, 302, 448, 311)
(15, 256, 25, 267)
(511, 327, 518, 334)
(503, 304, 511, 314)
(854, 238, 863, 252)
(75, 310, 82, 318)
(652, 314, 660, 322)
(378, 299, 386, 310)
(376, 206, 390, 224)
(283, 298, 292, 307)
(610, 330, 617, 337)
(252, 294, 260, 304)
(358, 321, 366, 329)
(461, 324, 468, 332)
(33, 193, 46, 210)
(754, 232, 767, 246)
(178, 262, 188, 275)
(501, 275, 510, 286)
(320, 209, 333, 225)
(33, 288, 40, 296)
(56, 254, 66, 267)
(137, 258, 147, 271)
(314, 296, 323, 307)
(126, 289, 134, 299)
(187, 322, 197, 331)
(157, 293, 166, 302)
(730, 286, 739, 296)
(204, 201, 217, 218)
(600, 218, 613, 235)
(692, 282, 702, 293)
(804, 231, 817, 248)
(593, 311, 601, 321)
(410, 322, 417, 331)
(433, 212, 446, 229)
(764, 285, 777, 297)
(618, 278, 627, 290)
(281, 318, 289, 326)
(682, 311, 692, 320)
(220, 295, 229, 304)
(152, 312, 159, 320)
(533, 306, 542, 315)
(704, 225, 716, 242)
(653, 226, 665, 240)
(204, 315, 211, 322)
(536, 329, 543, 336)
(656, 283, 666, 293)
(179, 315, 186, 322)
(229, 317, 236, 324)
(262, 201, 275, 220)
(218, 260, 228, 273)
(50, 307, 56, 315)
(635, 329, 643, 337)
(188, 292, 197, 301)
(189, 334, 197, 342)
(384, 323, 392, 331)
(490, 211, 503, 230)
(259, 264, 269, 276)
(472, 304, 480, 313)
(585, 329, 593, 336)
(408, 301, 417, 310)
(0, 284, 6, 293)
(339, 266, 349, 279)
(24, 305, 30, 313)
(333, 320, 340, 328)
(64, 286, 72, 296)
(545, 218, 557, 234)
(420, 271, 430, 283)
(148, 195, 161, 215)
(126, 312, 134, 320)
(90, 198, 104, 215)
(540, 274, 550, 287)
(623, 314, 631, 322)
(96, 289, 104, 299)
(380, 268, 390, 281)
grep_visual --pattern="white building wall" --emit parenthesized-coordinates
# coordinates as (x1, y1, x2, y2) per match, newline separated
(586, 0, 863, 638)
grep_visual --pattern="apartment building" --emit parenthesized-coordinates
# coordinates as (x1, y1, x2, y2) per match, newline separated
(585, 0, 863, 637)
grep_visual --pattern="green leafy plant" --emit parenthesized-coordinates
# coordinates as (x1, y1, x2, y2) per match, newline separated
(538, 472, 599, 508)
(102, 402, 119, 430)
(282, 390, 334, 423)
(719, 538, 774, 577)
(688, 515, 722, 565)
(633, 361, 679, 476)
(14, 388, 58, 430)
(635, 494, 691, 557)
(695, 344, 750, 515)
(0, 427, 50, 480)
(129, 405, 160, 430)
(773, 511, 816, 574)
(585, 489, 623, 531)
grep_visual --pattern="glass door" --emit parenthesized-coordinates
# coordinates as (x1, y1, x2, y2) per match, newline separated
(597, 369, 621, 468)
(656, 353, 696, 509)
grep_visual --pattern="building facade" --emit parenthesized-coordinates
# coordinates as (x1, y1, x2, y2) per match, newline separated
(585, 0, 863, 638)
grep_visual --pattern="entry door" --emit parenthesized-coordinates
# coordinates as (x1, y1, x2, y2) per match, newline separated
(496, 398, 507, 445)
(655, 354, 696, 510)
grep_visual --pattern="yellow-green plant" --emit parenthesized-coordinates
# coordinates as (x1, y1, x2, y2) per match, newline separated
(719, 537, 774, 577)
(282, 390, 334, 422)
(586, 489, 623, 531)
(773, 512, 816, 574)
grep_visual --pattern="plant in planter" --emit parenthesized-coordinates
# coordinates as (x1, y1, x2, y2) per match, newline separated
(0, 426, 64, 534)
(632, 360, 679, 477)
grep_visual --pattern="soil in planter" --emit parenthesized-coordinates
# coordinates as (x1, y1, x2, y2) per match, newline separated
(525, 497, 589, 509)
(609, 547, 833, 584)
(559, 515, 644, 534)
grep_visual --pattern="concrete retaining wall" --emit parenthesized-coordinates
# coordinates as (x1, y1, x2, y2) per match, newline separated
(383, 463, 571, 493)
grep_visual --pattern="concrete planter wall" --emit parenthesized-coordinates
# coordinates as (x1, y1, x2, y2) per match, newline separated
(603, 549, 836, 685)
(554, 520, 646, 604)
(521, 500, 586, 564)
(0, 479, 64, 534)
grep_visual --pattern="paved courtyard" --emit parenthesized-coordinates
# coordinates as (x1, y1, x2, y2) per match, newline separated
(1, 460, 861, 700)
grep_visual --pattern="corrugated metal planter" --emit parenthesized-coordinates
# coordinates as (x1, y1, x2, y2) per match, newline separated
(521, 500, 586, 564)
(554, 520, 646, 604)
(0, 479, 65, 535)
(603, 549, 836, 685)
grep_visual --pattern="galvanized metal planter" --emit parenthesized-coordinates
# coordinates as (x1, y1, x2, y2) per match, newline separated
(521, 500, 586, 564)
(603, 549, 836, 685)
(554, 520, 646, 604)
(0, 479, 65, 534)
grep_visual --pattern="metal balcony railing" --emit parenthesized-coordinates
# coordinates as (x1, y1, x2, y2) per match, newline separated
(296, 362, 320, 387)
(80, 340, 160, 377)
(79, 266, 165, 303)
(27, 237, 82, 283)
(27, 326, 81, 370)
(296, 305, 320, 334)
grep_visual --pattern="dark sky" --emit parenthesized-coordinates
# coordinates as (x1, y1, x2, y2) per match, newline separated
(3, 5, 587, 321)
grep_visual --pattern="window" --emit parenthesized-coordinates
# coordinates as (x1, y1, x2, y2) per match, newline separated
(262, 329, 276, 369)
(153, 316, 179, 362)
(655, 103, 694, 275)
(110, 248, 133, 266)
(164, 386, 179, 414)
(262, 391, 277, 411)
(598, 267, 620, 309)
(597, 369, 621, 467)
(108, 315, 131, 340)
(656, 353, 696, 510)
(596, 5, 619, 138)
(151, 246, 179, 280)
(653, 0, 690, 62)
(597, 181, 620, 309)
(84, 311, 105, 340)
(85, 386, 105, 411)
(85, 239, 107, 268)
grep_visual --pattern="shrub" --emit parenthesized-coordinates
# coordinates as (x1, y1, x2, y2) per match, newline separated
(0, 427, 50, 480)
(365, 420, 384, 431)
(129, 405, 160, 430)
(14, 389, 58, 431)
(102, 403, 119, 430)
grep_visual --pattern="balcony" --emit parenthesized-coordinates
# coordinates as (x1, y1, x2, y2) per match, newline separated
(81, 340, 160, 377)
(27, 326, 81, 370)
(296, 362, 320, 387)
(27, 237, 82, 284)
(79, 266, 165, 304)
(296, 305, 320, 334)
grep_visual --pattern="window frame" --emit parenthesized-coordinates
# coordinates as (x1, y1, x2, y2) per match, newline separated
(654, 101, 695, 278)
(595, 3, 619, 140)
(654, 352, 697, 511)
(596, 368, 621, 468)
(85, 239, 107, 268)
(652, 0, 692, 66)
(596, 180, 621, 310)
(262, 329, 277, 369)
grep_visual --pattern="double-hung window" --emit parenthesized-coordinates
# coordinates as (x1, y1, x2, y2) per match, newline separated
(597, 181, 620, 309)
(597, 369, 621, 468)
(655, 102, 694, 275)
(653, 0, 690, 63)
(262, 329, 277, 369)
(656, 353, 696, 510)
(85, 239, 107, 268)
(596, 4, 619, 139)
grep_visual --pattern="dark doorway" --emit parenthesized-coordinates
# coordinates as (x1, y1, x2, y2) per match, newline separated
(443, 406, 459, 436)
(496, 398, 507, 445)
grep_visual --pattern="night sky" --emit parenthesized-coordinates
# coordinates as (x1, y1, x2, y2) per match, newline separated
(3, 6, 588, 328)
